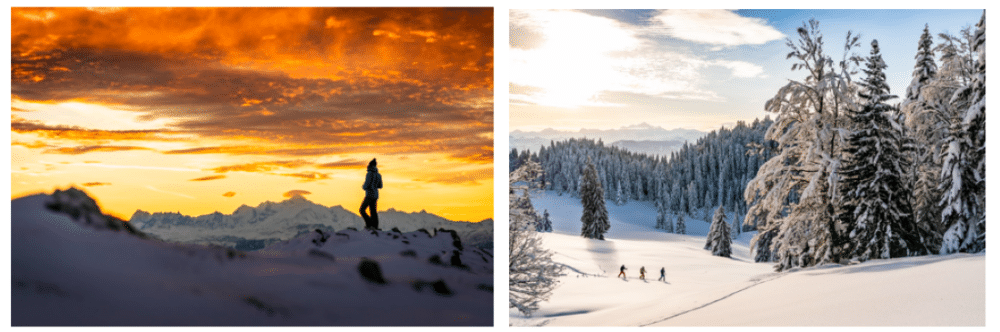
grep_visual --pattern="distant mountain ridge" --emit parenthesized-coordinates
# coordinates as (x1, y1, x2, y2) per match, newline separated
(510, 123, 705, 157)
(131, 195, 493, 250)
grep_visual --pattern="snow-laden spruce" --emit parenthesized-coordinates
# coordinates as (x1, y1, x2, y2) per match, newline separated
(675, 213, 686, 235)
(509, 160, 564, 316)
(745, 19, 863, 270)
(579, 157, 610, 240)
(654, 200, 673, 233)
(705, 206, 732, 257)
(537, 210, 553, 232)
(839, 39, 930, 261)
(939, 10, 986, 254)
(901, 23, 947, 249)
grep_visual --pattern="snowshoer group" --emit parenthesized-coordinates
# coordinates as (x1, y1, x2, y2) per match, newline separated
(360, 158, 383, 230)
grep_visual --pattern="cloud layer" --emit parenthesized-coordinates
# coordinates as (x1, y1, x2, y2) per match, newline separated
(12, 8, 494, 163)
(649, 10, 785, 46)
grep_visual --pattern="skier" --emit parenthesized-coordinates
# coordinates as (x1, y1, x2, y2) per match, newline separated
(618, 265, 627, 279)
(658, 267, 665, 282)
(359, 158, 383, 230)
(639, 266, 646, 280)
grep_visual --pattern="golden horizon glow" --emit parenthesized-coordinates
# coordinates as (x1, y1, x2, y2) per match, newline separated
(11, 7, 494, 222)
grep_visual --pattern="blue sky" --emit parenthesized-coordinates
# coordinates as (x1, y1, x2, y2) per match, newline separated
(509, 9, 983, 132)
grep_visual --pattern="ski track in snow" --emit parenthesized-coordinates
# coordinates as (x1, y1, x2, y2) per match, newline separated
(513, 190, 985, 326)
(637, 272, 785, 326)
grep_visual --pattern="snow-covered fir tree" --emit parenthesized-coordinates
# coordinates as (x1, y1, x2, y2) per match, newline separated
(904, 24, 939, 106)
(615, 180, 625, 206)
(537, 209, 553, 232)
(745, 19, 862, 270)
(840, 40, 929, 261)
(706, 206, 732, 257)
(675, 214, 686, 235)
(509, 160, 564, 316)
(580, 157, 610, 240)
(939, 11, 986, 254)
(731, 215, 742, 240)
(654, 200, 673, 233)
(901, 23, 948, 249)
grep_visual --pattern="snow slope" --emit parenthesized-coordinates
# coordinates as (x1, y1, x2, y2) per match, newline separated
(131, 195, 493, 250)
(511, 191, 985, 326)
(12, 189, 492, 326)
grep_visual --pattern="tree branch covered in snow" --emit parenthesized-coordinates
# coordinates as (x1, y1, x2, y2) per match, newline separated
(509, 161, 564, 316)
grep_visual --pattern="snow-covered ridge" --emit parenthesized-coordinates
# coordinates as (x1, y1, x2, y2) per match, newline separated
(130, 195, 493, 250)
(12, 189, 492, 326)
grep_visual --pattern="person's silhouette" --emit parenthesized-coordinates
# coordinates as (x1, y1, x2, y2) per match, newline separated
(360, 158, 383, 230)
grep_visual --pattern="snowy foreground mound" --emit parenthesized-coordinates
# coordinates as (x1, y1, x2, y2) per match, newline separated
(130, 195, 493, 250)
(12, 189, 493, 326)
(512, 191, 984, 326)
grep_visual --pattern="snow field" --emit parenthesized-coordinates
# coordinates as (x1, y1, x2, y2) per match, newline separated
(511, 190, 984, 326)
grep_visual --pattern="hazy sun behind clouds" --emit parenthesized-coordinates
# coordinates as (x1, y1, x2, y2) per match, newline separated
(11, 7, 494, 221)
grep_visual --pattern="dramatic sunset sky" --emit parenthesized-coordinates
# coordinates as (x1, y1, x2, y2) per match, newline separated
(510, 9, 982, 132)
(11, 7, 494, 221)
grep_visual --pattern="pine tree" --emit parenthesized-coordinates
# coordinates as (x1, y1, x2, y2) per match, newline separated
(731, 215, 742, 239)
(901, 24, 946, 249)
(675, 214, 686, 235)
(940, 10, 986, 254)
(580, 157, 610, 240)
(840, 40, 929, 262)
(509, 160, 563, 316)
(537, 209, 553, 232)
(707, 206, 732, 257)
(904, 24, 939, 105)
(656, 199, 674, 233)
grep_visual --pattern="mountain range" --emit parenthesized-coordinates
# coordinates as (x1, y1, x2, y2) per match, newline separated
(130, 195, 493, 250)
(510, 122, 705, 156)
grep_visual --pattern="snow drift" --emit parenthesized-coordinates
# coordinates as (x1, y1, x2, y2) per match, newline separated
(12, 188, 493, 326)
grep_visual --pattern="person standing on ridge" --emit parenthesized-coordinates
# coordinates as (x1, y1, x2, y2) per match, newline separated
(658, 267, 665, 282)
(360, 158, 383, 230)
(618, 265, 627, 279)
(639, 266, 646, 280)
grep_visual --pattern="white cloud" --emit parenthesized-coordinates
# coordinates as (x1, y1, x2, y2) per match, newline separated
(510, 10, 723, 108)
(509, 10, 773, 109)
(712, 60, 765, 78)
(650, 9, 785, 46)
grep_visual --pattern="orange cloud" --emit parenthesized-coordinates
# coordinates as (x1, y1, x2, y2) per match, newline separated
(82, 182, 111, 187)
(316, 158, 366, 169)
(283, 190, 311, 198)
(12, 119, 179, 141)
(44, 145, 152, 155)
(190, 175, 227, 181)
(281, 172, 330, 182)
(11, 7, 493, 169)
(208, 160, 310, 173)
(415, 168, 492, 185)
(222, 191, 236, 197)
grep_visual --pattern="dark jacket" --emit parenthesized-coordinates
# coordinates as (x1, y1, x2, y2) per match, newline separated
(363, 164, 383, 199)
